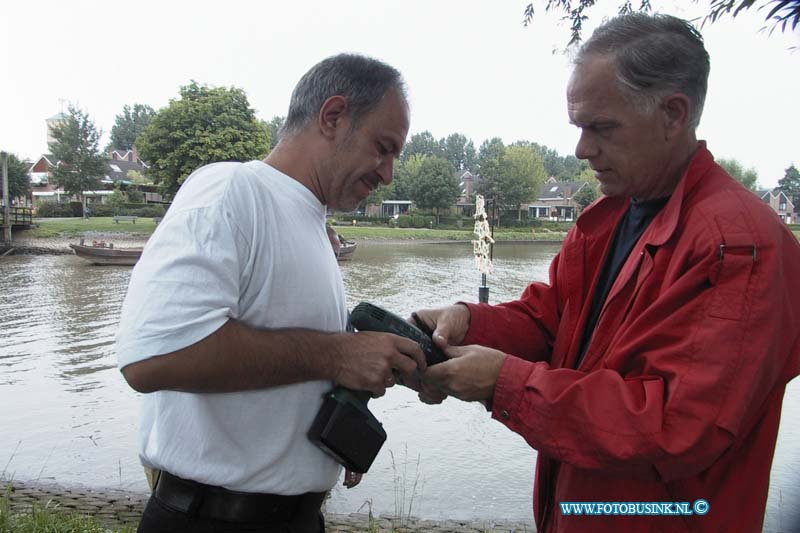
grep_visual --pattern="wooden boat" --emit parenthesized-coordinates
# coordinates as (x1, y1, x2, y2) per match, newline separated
(337, 238, 357, 261)
(69, 240, 143, 266)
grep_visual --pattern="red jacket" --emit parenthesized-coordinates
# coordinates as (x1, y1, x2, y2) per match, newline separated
(463, 144, 800, 532)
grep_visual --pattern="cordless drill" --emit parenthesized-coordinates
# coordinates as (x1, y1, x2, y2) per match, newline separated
(308, 302, 446, 473)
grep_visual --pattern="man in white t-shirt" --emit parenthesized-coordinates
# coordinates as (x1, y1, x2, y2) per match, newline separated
(116, 53, 424, 533)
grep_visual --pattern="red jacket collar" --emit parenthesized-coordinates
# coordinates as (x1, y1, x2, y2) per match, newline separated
(576, 141, 714, 246)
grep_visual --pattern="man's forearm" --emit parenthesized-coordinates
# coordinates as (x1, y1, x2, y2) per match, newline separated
(121, 319, 343, 393)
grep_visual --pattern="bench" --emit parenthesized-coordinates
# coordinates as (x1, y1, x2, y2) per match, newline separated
(153, 217, 163, 225)
(113, 215, 138, 224)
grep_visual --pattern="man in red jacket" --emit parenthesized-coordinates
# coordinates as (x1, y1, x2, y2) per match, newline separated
(417, 13, 800, 533)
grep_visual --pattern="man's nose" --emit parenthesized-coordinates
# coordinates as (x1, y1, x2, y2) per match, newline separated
(574, 130, 599, 160)
(377, 158, 394, 185)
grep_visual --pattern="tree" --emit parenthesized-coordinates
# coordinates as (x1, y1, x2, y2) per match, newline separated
(572, 181, 599, 210)
(477, 141, 547, 221)
(440, 133, 477, 171)
(49, 104, 107, 215)
(476, 137, 506, 186)
(109, 104, 155, 151)
(126, 188, 144, 203)
(107, 183, 126, 213)
(126, 169, 151, 185)
(778, 163, 800, 207)
(1, 152, 31, 200)
(263, 116, 285, 152)
(401, 131, 443, 162)
(717, 157, 759, 191)
(407, 156, 460, 222)
(498, 144, 548, 220)
(137, 81, 270, 198)
(523, 1, 800, 47)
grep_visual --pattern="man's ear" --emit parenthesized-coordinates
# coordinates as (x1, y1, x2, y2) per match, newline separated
(318, 95, 349, 140)
(661, 93, 690, 139)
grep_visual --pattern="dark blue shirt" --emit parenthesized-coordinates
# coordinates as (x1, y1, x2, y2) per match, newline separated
(575, 196, 669, 368)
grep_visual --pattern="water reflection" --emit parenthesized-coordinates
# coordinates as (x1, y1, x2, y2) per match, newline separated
(0, 246, 797, 528)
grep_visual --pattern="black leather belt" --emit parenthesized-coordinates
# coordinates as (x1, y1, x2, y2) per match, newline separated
(154, 470, 324, 524)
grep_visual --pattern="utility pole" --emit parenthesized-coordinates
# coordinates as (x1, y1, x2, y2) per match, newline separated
(2, 152, 11, 247)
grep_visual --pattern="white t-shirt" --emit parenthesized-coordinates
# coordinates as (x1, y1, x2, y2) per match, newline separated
(116, 161, 347, 494)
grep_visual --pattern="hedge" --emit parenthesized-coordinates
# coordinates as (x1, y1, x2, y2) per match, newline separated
(36, 202, 166, 218)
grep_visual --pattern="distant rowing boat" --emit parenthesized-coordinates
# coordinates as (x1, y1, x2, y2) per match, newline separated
(69, 235, 355, 265)
(69, 240, 143, 266)
(337, 238, 357, 261)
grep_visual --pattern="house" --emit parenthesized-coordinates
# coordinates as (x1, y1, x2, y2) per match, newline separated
(29, 155, 68, 203)
(109, 146, 146, 165)
(755, 188, 795, 224)
(365, 200, 413, 217)
(455, 170, 478, 217)
(524, 177, 591, 221)
(28, 150, 161, 205)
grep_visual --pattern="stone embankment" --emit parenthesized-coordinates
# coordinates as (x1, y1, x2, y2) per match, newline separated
(6, 235, 149, 255)
(4, 480, 534, 532)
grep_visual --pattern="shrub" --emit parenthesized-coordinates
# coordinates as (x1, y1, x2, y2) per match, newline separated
(35, 202, 75, 217)
(88, 204, 114, 217)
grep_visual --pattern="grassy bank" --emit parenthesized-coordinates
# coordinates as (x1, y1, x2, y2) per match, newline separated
(17, 217, 800, 242)
(21, 218, 157, 239)
(19, 217, 566, 242)
(1, 485, 134, 533)
(335, 225, 567, 241)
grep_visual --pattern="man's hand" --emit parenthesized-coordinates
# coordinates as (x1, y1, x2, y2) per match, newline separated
(422, 344, 506, 402)
(343, 469, 362, 488)
(406, 304, 472, 404)
(411, 304, 471, 348)
(331, 332, 426, 398)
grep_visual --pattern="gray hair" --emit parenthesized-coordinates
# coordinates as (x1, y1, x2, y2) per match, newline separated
(280, 53, 407, 139)
(575, 13, 710, 130)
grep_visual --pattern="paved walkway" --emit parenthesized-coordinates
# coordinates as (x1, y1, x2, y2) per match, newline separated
(3, 480, 534, 532)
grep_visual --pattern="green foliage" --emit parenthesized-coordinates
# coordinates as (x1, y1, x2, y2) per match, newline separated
(126, 170, 151, 185)
(477, 141, 547, 219)
(572, 181, 599, 209)
(717, 157, 759, 191)
(778, 163, 800, 207)
(263, 116, 285, 151)
(25, 217, 160, 237)
(522, 1, 800, 46)
(107, 184, 126, 213)
(407, 156, 460, 216)
(35, 202, 165, 218)
(126, 188, 144, 203)
(440, 133, 477, 171)
(48, 104, 107, 213)
(532, 142, 590, 181)
(34, 202, 75, 217)
(137, 81, 270, 198)
(1, 152, 31, 199)
(476, 137, 505, 184)
(396, 214, 437, 228)
(400, 131, 443, 162)
(109, 103, 155, 151)
(367, 154, 424, 205)
(1, 484, 135, 533)
(88, 203, 165, 217)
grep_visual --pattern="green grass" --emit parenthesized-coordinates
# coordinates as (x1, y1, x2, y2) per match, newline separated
(18, 218, 567, 242)
(335, 225, 567, 241)
(0, 485, 135, 533)
(20, 218, 157, 238)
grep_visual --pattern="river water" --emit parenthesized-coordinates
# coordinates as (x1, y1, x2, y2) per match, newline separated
(0, 241, 797, 530)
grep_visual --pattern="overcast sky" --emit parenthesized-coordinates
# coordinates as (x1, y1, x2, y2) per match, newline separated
(1, 0, 798, 188)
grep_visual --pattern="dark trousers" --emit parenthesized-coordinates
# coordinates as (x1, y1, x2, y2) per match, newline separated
(137, 472, 326, 533)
